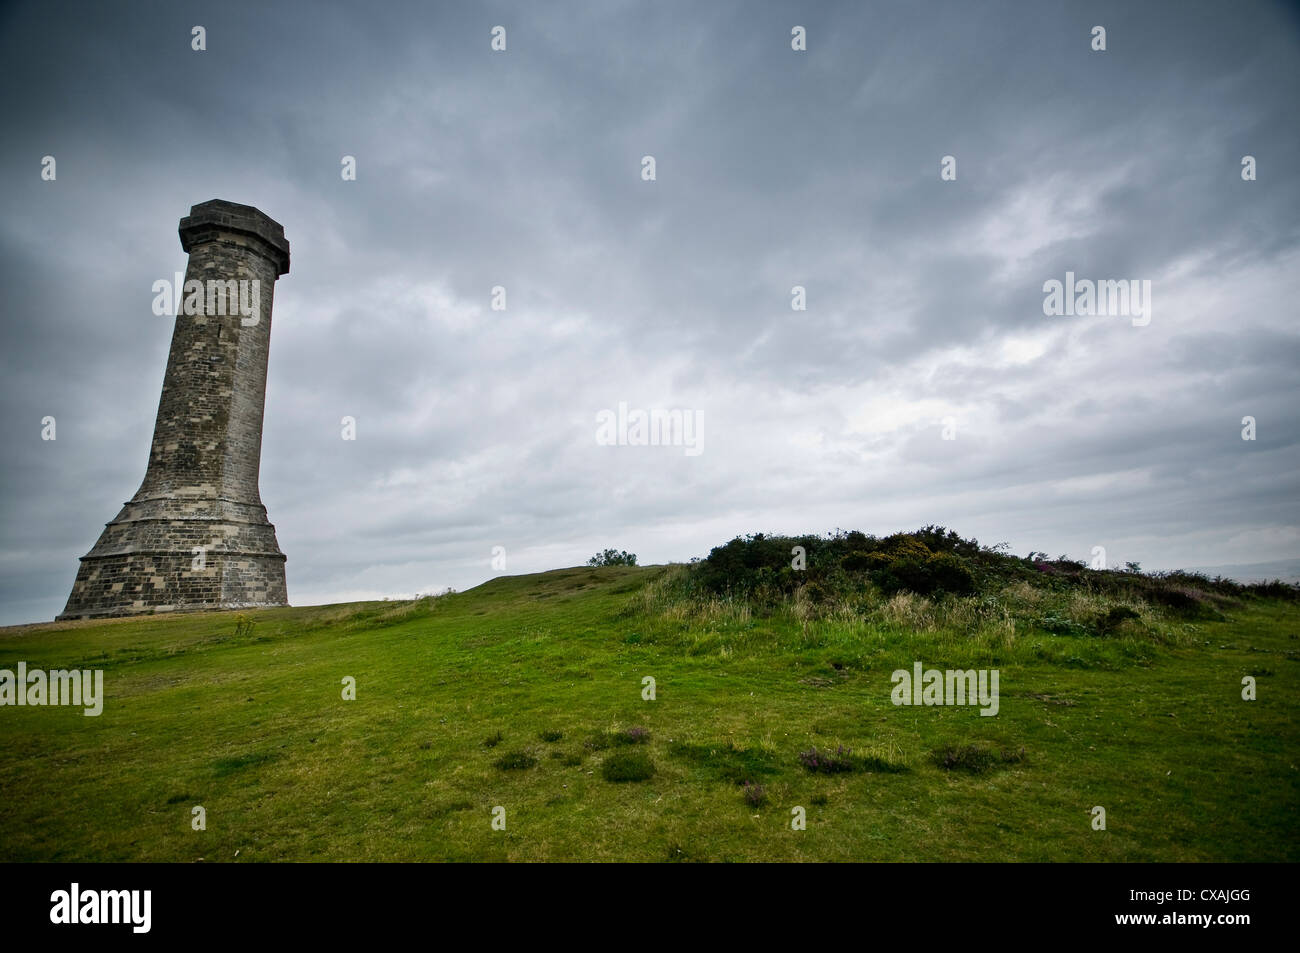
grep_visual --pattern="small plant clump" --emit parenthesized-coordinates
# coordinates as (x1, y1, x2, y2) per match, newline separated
(602, 750, 656, 782)
(798, 745, 908, 775)
(1095, 605, 1141, 634)
(494, 750, 538, 771)
(932, 744, 1025, 774)
(668, 740, 780, 785)
(798, 745, 857, 774)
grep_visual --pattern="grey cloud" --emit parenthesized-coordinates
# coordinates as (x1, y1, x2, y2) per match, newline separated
(1, 0, 1298, 622)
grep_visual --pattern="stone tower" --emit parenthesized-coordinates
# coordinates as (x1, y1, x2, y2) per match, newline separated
(58, 200, 291, 619)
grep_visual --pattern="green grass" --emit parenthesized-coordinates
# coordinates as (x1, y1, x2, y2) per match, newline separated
(601, 750, 656, 783)
(0, 563, 1296, 861)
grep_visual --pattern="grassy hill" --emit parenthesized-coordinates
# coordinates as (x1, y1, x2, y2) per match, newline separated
(1, 556, 1297, 862)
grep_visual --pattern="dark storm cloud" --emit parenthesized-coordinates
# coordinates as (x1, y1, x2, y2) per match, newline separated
(1, 0, 1298, 622)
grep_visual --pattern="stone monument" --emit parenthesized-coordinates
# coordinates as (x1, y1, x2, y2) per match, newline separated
(58, 200, 291, 619)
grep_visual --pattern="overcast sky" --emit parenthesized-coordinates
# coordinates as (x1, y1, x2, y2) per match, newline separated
(2, 0, 1298, 624)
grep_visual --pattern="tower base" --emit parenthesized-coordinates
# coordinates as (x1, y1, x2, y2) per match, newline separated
(57, 497, 287, 620)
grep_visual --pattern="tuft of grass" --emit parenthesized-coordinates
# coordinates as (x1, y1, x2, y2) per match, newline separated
(858, 753, 910, 774)
(1096, 605, 1141, 634)
(538, 729, 564, 743)
(932, 744, 1026, 774)
(797, 745, 855, 774)
(482, 730, 504, 748)
(493, 750, 538, 771)
(1027, 692, 1076, 707)
(1036, 612, 1090, 637)
(432, 799, 474, 817)
(798, 745, 907, 775)
(210, 752, 276, 777)
(665, 843, 694, 863)
(601, 750, 656, 782)
(669, 740, 780, 784)
(615, 726, 650, 745)
(742, 781, 767, 808)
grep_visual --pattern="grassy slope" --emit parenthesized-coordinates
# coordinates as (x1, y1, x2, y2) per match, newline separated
(0, 564, 1296, 862)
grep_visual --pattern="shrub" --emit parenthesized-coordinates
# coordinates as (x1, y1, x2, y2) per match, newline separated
(873, 551, 976, 597)
(880, 535, 934, 562)
(602, 750, 656, 782)
(742, 782, 767, 807)
(1146, 586, 1215, 616)
(615, 726, 650, 745)
(684, 525, 1297, 621)
(588, 549, 638, 567)
(697, 528, 989, 598)
(839, 551, 876, 573)
(1096, 605, 1140, 634)
(926, 552, 978, 594)
(1245, 579, 1300, 600)
(1036, 612, 1090, 637)
(803, 581, 833, 604)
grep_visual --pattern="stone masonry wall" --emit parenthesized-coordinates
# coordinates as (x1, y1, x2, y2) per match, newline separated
(58, 200, 291, 620)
